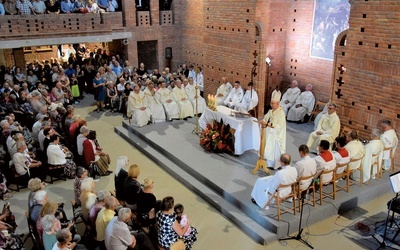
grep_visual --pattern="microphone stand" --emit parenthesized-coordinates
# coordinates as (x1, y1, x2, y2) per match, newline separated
(374, 195, 399, 249)
(279, 179, 314, 249)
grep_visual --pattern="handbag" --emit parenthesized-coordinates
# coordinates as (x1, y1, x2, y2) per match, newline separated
(88, 162, 100, 180)
(71, 84, 80, 98)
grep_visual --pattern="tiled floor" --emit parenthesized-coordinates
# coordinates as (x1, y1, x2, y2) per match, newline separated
(16, 96, 394, 249)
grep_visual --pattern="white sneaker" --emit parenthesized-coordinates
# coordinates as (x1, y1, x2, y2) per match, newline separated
(287, 197, 293, 203)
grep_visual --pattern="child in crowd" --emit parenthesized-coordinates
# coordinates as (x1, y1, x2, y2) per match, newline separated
(174, 203, 191, 236)
(173, 203, 198, 249)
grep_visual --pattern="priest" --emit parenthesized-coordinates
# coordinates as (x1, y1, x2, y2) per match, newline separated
(287, 83, 315, 122)
(143, 80, 166, 123)
(307, 102, 340, 152)
(185, 77, 206, 115)
(280, 80, 301, 116)
(155, 78, 179, 121)
(262, 91, 286, 169)
(127, 85, 152, 127)
(215, 77, 232, 105)
(235, 82, 258, 113)
(172, 79, 194, 119)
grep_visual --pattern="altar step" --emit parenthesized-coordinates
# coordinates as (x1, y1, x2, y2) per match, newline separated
(114, 124, 276, 244)
(115, 119, 392, 245)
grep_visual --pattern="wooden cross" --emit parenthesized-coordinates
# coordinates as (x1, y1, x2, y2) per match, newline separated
(335, 89, 343, 99)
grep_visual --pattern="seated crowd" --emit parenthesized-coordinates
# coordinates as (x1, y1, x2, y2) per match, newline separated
(0, 0, 120, 15)
(22, 160, 198, 249)
(0, 50, 199, 248)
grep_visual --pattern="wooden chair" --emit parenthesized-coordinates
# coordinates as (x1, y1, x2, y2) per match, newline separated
(348, 154, 364, 186)
(249, 105, 258, 118)
(333, 162, 350, 193)
(263, 182, 297, 221)
(317, 168, 336, 205)
(70, 200, 83, 225)
(308, 100, 327, 123)
(366, 152, 380, 184)
(297, 175, 316, 212)
(45, 164, 67, 184)
(8, 167, 27, 192)
(380, 142, 397, 177)
(24, 211, 43, 249)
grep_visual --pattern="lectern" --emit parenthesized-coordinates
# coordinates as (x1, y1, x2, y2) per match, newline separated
(252, 120, 270, 175)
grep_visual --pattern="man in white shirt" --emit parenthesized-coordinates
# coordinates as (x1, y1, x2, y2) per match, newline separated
(251, 154, 297, 209)
(295, 145, 317, 191)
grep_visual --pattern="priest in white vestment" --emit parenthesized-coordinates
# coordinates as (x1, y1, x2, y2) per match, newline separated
(155, 81, 179, 121)
(307, 102, 340, 152)
(287, 84, 315, 122)
(143, 81, 166, 123)
(172, 80, 194, 119)
(344, 130, 366, 181)
(294, 145, 317, 191)
(313, 103, 329, 130)
(223, 81, 244, 109)
(235, 82, 258, 113)
(263, 92, 286, 169)
(127, 85, 152, 127)
(251, 154, 297, 209)
(380, 119, 398, 170)
(362, 129, 384, 182)
(280, 80, 301, 116)
(215, 77, 232, 105)
(185, 77, 206, 115)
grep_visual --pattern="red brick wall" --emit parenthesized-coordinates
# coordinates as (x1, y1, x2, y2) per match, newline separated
(331, 0, 400, 168)
(175, 0, 335, 117)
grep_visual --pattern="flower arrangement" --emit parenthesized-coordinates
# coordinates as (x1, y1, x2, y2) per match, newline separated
(200, 118, 235, 154)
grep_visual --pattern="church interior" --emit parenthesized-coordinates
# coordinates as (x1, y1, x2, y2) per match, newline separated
(0, 0, 399, 249)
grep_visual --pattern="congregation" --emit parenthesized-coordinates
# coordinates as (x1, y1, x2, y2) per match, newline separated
(0, 46, 199, 249)
(250, 79, 398, 213)
(0, 0, 173, 15)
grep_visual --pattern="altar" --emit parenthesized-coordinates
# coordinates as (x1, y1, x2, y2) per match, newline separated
(199, 106, 260, 155)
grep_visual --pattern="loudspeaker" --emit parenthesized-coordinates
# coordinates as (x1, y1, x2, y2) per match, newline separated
(165, 47, 172, 59)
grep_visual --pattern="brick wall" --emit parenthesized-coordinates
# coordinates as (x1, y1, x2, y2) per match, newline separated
(331, 0, 400, 167)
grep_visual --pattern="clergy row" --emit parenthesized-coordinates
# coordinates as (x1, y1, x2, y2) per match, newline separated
(279, 80, 315, 122)
(214, 77, 259, 113)
(261, 89, 398, 184)
(127, 77, 207, 127)
(251, 121, 398, 210)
